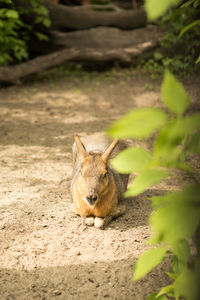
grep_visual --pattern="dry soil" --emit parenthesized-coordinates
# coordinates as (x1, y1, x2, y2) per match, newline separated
(0, 68, 199, 300)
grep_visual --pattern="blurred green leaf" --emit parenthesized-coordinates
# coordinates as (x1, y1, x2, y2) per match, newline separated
(157, 284, 174, 297)
(108, 108, 167, 139)
(154, 52, 163, 60)
(174, 267, 198, 300)
(150, 185, 200, 243)
(5, 9, 19, 19)
(153, 114, 200, 165)
(165, 271, 177, 280)
(181, 0, 195, 7)
(161, 70, 190, 115)
(186, 132, 200, 154)
(146, 293, 168, 300)
(179, 19, 200, 38)
(150, 193, 172, 208)
(172, 239, 190, 264)
(111, 147, 152, 174)
(145, 0, 181, 21)
(146, 293, 157, 300)
(169, 114, 200, 138)
(34, 32, 49, 41)
(133, 245, 168, 281)
(171, 255, 181, 275)
(196, 56, 200, 64)
(42, 17, 51, 27)
(125, 169, 168, 197)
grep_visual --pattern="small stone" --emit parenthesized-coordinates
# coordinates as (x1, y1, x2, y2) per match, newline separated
(88, 278, 94, 283)
(53, 290, 62, 296)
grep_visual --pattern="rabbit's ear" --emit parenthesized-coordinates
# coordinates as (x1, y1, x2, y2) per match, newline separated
(102, 139, 118, 162)
(74, 134, 88, 161)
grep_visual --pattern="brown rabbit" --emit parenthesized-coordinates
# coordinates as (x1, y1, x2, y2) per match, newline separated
(70, 133, 129, 229)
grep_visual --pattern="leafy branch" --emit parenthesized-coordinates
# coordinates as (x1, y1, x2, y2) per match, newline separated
(108, 69, 200, 300)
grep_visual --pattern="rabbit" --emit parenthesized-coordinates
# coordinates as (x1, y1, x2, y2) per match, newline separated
(70, 133, 129, 229)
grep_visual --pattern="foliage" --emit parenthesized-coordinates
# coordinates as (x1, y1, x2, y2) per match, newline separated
(141, 0, 200, 76)
(108, 69, 200, 300)
(0, 0, 51, 66)
(145, 0, 181, 21)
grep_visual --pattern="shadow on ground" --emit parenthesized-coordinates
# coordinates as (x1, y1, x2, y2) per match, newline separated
(0, 258, 169, 300)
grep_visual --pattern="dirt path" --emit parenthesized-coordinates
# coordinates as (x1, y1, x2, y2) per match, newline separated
(0, 68, 199, 300)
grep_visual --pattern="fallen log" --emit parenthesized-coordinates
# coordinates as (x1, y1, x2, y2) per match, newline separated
(50, 25, 161, 49)
(44, 0, 147, 30)
(30, 24, 161, 56)
(0, 33, 161, 84)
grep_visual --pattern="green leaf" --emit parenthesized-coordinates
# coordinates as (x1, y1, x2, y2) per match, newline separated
(145, 0, 181, 21)
(174, 267, 198, 300)
(150, 185, 200, 243)
(157, 284, 174, 297)
(34, 32, 49, 41)
(196, 56, 200, 64)
(154, 52, 163, 60)
(153, 115, 200, 166)
(150, 194, 172, 208)
(179, 19, 200, 38)
(1, 0, 13, 3)
(169, 114, 200, 138)
(181, 0, 195, 8)
(165, 271, 177, 280)
(146, 293, 157, 300)
(146, 293, 168, 300)
(171, 255, 181, 275)
(0, 20, 4, 28)
(42, 18, 51, 27)
(172, 239, 190, 264)
(186, 132, 200, 154)
(108, 108, 167, 139)
(5, 9, 19, 19)
(125, 169, 168, 197)
(161, 70, 190, 115)
(194, 0, 200, 8)
(111, 147, 152, 174)
(133, 245, 168, 281)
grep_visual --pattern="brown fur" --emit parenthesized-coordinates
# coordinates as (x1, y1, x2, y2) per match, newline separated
(72, 159, 117, 217)
(71, 134, 129, 229)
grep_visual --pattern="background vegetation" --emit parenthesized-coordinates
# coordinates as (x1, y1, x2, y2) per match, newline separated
(0, 0, 50, 65)
(0, 0, 199, 76)
(141, 0, 200, 76)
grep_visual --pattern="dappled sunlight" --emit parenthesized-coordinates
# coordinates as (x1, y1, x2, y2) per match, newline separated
(0, 69, 198, 300)
(133, 91, 161, 107)
(0, 219, 150, 271)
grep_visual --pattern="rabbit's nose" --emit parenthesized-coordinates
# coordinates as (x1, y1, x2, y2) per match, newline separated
(85, 195, 98, 205)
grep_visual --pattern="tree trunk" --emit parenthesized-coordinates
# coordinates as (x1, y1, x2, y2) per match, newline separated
(44, 0, 147, 30)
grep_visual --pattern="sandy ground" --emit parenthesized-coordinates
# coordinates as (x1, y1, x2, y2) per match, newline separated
(0, 68, 199, 300)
